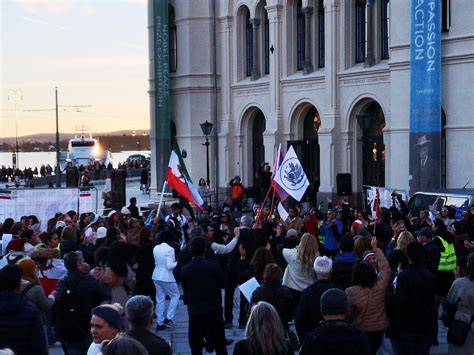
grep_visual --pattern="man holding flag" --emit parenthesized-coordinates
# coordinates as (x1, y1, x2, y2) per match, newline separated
(157, 142, 204, 223)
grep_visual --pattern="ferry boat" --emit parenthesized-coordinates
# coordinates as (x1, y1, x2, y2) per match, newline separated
(59, 127, 113, 169)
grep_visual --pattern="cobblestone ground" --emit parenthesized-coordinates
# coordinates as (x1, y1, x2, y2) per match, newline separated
(50, 287, 449, 354)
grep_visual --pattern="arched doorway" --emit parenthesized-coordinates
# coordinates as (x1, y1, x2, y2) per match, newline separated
(356, 101, 385, 187)
(289, 104, 321, 202)
(252, 111, 266, 188)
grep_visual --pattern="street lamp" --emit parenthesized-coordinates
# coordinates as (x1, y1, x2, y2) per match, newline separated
(8, 89, 22, 169)
(200, 120, 213, 186)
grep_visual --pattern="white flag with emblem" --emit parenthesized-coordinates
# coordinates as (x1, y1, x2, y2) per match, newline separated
(272, 145, 309, 202)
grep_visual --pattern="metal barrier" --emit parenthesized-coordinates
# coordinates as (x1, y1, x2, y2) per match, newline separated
(0, 186, 99, 223)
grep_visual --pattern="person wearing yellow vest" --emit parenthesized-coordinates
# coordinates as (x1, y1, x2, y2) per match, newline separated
(432, 218, 457, 348)
(432, 219, 457, 298)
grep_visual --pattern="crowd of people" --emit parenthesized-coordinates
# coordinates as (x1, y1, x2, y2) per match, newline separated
(0, 190, 473, 355)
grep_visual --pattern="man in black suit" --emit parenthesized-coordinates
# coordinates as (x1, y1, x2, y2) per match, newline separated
(386, 242, 437, 355)
(224, 214, 261, 328)
(415, 227, 440, 276)
(412, 135, 440, 191)
(181, 237, 228, 355)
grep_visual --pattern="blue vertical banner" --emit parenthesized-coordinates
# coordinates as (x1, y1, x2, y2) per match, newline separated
(153, 0, 170, 188)
(409, 0, 442, 193)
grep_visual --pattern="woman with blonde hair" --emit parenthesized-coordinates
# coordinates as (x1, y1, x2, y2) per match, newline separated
(282, 233, 319, 303)
(233, 301, 293, 355)
(396, 230, 415, 252)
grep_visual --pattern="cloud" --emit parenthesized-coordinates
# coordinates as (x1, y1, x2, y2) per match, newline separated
(15, 0, 95, 16)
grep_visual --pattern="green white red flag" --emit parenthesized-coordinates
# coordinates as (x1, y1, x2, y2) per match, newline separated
(166, 142, 204, 210)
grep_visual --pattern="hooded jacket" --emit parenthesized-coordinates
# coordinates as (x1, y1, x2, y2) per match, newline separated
(332, 252, 359, 289)
(0, 290, 48, 355)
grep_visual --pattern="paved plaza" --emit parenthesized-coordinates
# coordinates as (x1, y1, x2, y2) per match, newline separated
(49, 287, 449, 355)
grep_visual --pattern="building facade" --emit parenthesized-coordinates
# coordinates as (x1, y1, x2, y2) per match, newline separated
(148, 0, 474, 203)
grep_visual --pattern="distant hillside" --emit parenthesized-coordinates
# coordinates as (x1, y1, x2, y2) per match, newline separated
(1, 129, 150, 144)
(0, 132, 151, 152)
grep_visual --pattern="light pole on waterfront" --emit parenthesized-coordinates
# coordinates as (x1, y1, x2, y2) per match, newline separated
(200, 120, 213, 187)
(55, 87, 61, 187)
(8, 89, 23, 169)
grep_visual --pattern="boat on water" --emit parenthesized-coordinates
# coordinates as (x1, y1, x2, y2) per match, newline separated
(59, 127, 113, 170)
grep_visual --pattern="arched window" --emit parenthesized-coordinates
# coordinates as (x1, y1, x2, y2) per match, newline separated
(355, 0, 366, 63)
(244, 8, 253, 77)
(381, 0, 390, 60)
(169, 6, 177, 72)
(318, 1, 325, 67)
(264, 9, 270, 74)
(296, 0, 305, 70)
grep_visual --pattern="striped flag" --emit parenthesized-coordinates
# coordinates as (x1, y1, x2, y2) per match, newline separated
(271, 144, 289, 201)
(166, 141, 204, 210)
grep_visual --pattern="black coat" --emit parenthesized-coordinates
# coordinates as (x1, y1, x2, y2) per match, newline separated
(181, 257, 225, 316)
(386, 263, 437, 335)
(250, 283, 295, 326)
(55, 269, 111, 341)
(294, 279, 339, 341)
(227, 228, 260, 279)
(233, 339, 294, 355)
(128, 204, 140, 219)
(0, 291, 48, 355)
(127, 328, 171, 355)
(175, 243, 215, 282)
(134, 242, 156, 297)
(300, 320, 371, 355)
(422, 241, 441, 276)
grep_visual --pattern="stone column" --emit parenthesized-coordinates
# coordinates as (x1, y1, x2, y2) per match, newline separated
(302, 6, 314, 74)
(250, 18, 260, 80)
(364, 0, 375, 67)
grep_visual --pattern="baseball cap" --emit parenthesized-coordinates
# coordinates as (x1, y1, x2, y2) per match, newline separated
(96, 227, 107, 239)
(415, 227, 434, 239)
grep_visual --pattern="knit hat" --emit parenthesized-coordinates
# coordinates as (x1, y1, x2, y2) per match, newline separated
(121, 207, 131, 215)
(6, 239, 25, 252)
(107, 210, 118, 219)
(363, 251, 376, 262)
(313, 256, 333, 274)
(352, 220, 363, 230)
(320, 288, 347, 315)
(19, 258, 40, 285)
(286, 229, 298, 239)
(96, 227, 107, 239)
(88, 212, 100, 225)
(91, 304, 124, 331)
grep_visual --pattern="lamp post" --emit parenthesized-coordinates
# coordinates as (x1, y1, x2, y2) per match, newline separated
(200, 120, 213, 187)
(8, 89, 22, 169)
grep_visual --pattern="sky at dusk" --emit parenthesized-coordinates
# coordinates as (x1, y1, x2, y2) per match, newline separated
(0, 0, 150, 138)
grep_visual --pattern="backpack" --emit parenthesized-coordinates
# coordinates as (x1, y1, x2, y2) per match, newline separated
(55, 278, 90, 342)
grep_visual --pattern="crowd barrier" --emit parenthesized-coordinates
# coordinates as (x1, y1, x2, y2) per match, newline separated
(0, 187, 98, 223)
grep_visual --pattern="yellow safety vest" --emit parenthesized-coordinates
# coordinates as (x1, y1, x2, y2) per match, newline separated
(435, 236, 456, 271)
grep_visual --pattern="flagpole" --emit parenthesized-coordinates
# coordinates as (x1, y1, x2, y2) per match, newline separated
(157, 180, 167, 216)
(268, 188, 276, 222)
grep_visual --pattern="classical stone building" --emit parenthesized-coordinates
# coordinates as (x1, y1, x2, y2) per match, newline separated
(148, 0, 474, 203)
